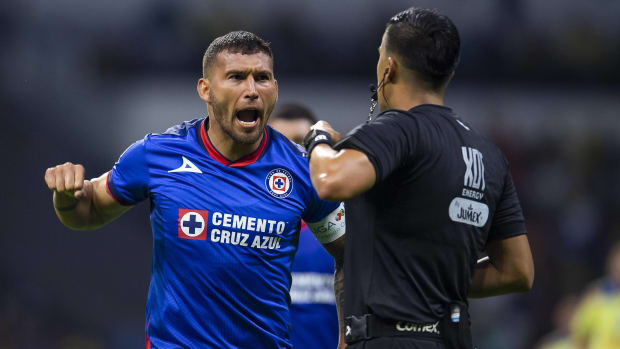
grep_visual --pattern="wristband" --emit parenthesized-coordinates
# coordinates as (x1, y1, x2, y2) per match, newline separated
(303, 129, 334, 160)
(54, 200, 79, 211)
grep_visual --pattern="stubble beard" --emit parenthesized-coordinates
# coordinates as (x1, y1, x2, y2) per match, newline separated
(209, 92, 263, 145)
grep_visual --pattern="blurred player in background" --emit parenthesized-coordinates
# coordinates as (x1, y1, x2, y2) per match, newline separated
(304, 7, 534, 349)
(44, 31, 345, 348)
(269, 103, 339, 349)
(572, 240, 620, 349)
(535, 294, 579, 349)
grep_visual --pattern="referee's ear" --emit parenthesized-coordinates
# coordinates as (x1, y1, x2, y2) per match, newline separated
(197, 77, 211, 103)
(386, 56, 397, 83)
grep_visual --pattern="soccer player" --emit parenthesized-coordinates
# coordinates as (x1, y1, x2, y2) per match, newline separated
(572, 241, 620, 349)
(304, 8, 534, 349)
(269, 103, 339, 349)
(44, 31, 345, 348)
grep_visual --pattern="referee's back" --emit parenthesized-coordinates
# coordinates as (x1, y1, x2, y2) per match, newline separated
(338, 104, 525, 323)
(305, 7, 533, 348)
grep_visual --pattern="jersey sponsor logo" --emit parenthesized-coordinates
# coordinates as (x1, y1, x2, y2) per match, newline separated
(307, 202, 346, 243)
(178, 209, 209, 240)
(395, 321, 440, 335)
(462, 147, 485, 191)
(169, 156, 202, 174)
(448, 197, 489, 227)
(265, 168, 293, 199)
(209, 210, 288, 250)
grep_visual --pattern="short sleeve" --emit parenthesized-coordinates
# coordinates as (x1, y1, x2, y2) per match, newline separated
(106, 138, 150, 205)
(488, 171, 526, 240)
(302, 186, 340, 224)
(335, 111, 417, 183)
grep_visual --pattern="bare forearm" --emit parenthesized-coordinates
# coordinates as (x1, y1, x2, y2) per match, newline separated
(53, 191, 108, 230)
(46, 166, 130, 231)
(469, 260, 532, 298)
(309, 146, 375, 202)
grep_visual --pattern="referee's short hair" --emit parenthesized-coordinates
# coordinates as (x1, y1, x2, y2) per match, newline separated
(270, 103, 317, 124)
(386, 8, 460, 90)
(202, 31, 273, 77)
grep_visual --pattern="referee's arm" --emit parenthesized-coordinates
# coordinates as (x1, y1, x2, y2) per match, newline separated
(469, 234, 534, 297)
(306, 121, 376, 201)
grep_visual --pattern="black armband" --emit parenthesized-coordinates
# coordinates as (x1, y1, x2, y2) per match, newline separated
(303, 129, 334, 160)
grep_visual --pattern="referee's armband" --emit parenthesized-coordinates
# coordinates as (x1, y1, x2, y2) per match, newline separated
(306, 202, 346, 243)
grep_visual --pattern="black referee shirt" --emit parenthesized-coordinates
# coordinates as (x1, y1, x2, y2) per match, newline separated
(336, 104, 525, 323)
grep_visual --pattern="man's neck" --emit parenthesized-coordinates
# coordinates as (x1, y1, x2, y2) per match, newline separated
(206, 118, 263, 162)
(384, 82, 445, 111)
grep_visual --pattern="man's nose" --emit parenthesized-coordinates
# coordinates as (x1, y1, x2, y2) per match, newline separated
(244, 77, 259, 100)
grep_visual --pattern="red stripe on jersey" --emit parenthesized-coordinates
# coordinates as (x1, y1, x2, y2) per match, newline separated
(105, 171, 123, 205)
(200, 118, 268, 167)
(146, 316, 151, 349)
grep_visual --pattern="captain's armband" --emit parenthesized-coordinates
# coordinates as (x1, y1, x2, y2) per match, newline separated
(306, 202, 346, 243)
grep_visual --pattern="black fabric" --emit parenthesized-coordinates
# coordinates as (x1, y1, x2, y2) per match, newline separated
(347, 337, 444, 349)
(345, 314, 441, 344)
(335, 104, 526, 328)
(439, 302, 472, 349)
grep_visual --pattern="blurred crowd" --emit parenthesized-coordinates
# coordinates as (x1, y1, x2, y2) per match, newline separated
(2, 1, 619, 348)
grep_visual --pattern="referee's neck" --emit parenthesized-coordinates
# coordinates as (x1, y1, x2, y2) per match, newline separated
(386, 83, 445, 111)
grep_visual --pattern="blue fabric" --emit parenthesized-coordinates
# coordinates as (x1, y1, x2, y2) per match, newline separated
(289, 224, 339, 349)
(108, 118, 339, 348)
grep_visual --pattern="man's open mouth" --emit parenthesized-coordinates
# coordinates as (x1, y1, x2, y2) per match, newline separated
(235, 109, 261, 127)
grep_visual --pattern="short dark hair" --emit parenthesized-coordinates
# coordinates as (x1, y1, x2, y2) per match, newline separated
(385, 8, 460, 90)
(202, 31, 273, 77)
(270, 103, 317, 124)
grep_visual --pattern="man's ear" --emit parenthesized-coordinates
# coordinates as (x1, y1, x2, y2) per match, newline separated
(274, 79, 279, 103)
(386, 56, 397, 82)
(197, 78, 210, 103)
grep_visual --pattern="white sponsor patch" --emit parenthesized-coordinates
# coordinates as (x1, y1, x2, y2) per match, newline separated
(307, 202, 346, 243)
(448, 197, 489, 227)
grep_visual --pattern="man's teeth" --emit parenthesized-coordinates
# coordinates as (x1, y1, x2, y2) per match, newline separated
(238, 119, 258, 126)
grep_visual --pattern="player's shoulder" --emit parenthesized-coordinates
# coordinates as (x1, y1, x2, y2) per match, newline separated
(142, 118, 203, 145)
(267, 126, 308, 159)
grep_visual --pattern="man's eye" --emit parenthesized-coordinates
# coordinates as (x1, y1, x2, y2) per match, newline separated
(256, 74, 269, 81)
(230, 74, 243, 80)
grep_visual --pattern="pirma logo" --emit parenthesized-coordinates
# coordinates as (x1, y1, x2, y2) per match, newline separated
(265, 168, 293, 199)
(178, 209, 209, 240)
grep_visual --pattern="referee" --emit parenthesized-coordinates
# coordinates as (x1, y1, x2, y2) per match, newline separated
(305, 7, 534, 349)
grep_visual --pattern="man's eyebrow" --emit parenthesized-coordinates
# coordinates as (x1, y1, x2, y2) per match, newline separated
(225, 69, 247, 75)
(255, 70, 273, 77)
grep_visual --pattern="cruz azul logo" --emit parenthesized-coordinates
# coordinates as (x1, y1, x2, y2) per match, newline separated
(265, 168, 293, 199)
(178, 209, 209, 240)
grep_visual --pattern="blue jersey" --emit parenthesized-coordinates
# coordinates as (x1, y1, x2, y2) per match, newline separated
(106, 118, 339, 348)
(289, 223, 338, 349)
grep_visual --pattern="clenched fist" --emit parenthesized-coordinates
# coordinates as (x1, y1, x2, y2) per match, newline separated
(44, 162, 94, 210)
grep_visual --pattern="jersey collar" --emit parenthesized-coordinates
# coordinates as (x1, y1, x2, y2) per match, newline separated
(199, 118, 269, 167)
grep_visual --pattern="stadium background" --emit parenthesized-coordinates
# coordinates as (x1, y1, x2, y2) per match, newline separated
(1, 1, 619, 348)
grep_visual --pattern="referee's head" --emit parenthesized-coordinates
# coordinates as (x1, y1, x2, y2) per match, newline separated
(376, 8, 460, 109)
